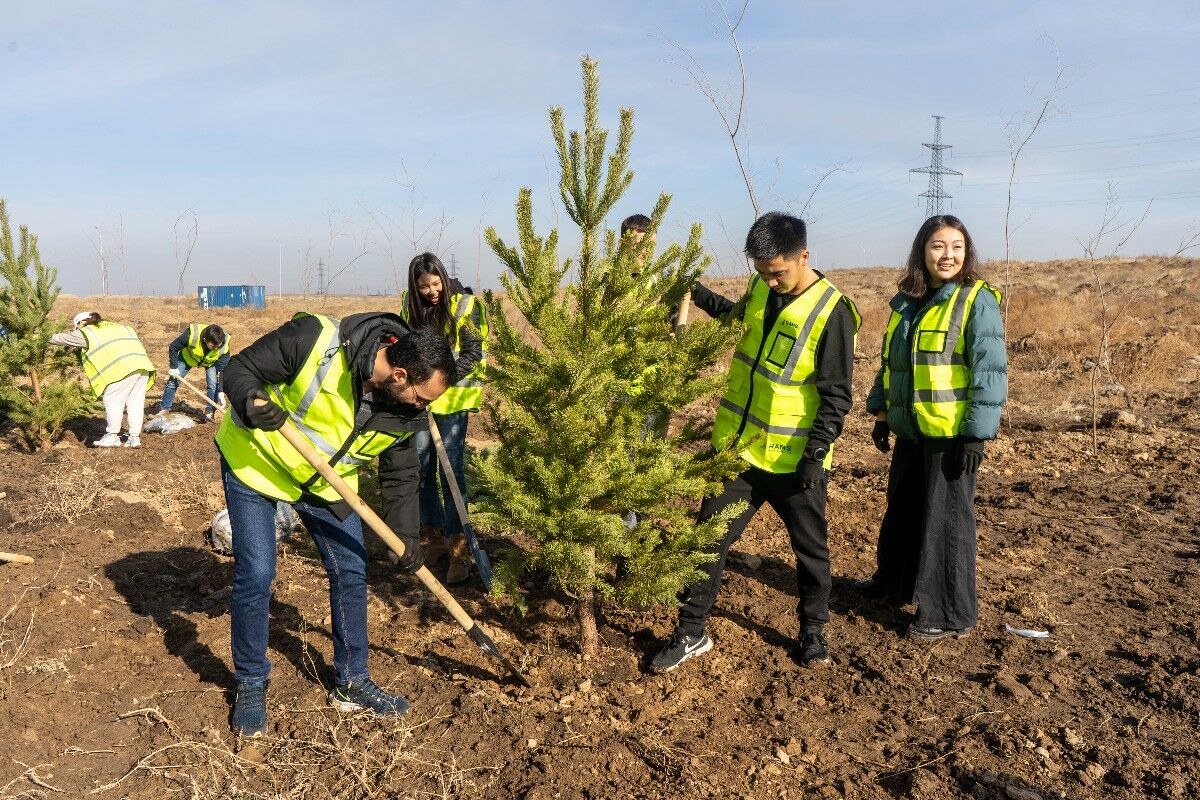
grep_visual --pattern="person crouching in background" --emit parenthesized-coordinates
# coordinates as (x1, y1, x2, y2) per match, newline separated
(159, 323, 230, 421)
(50, 311, 156, 447)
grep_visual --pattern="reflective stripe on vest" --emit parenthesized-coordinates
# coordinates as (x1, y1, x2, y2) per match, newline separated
(214, 313, 409, 502)
(79, 321, 157, 398)
(711, 275, 860, 473)
(399, 291, 489, 415)
(181, 323, 230, 368)
(883, 280, 1000, 438)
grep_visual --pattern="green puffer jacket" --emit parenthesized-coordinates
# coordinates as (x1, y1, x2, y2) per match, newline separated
(866, 280, 1007, 441)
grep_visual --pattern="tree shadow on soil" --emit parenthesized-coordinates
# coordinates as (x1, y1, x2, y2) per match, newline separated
(723, 553, 910, 634)
(106, 543, 337, 691)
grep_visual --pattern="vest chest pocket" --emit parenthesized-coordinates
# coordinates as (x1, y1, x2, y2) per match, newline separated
(765, 332, 796, 369)
(917, 330, 947, 353)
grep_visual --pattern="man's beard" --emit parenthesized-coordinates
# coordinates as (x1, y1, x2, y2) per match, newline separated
(378, 374, 408, 404)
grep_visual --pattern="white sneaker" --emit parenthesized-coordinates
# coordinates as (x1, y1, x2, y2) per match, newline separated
(93, 433, 122, 448)
(124, 436, 141, 448)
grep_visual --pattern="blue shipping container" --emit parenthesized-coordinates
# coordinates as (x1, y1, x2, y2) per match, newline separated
(198, 285, 267, 309)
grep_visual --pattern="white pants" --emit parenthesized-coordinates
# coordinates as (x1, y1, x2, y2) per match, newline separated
(102, 371, 150, 436)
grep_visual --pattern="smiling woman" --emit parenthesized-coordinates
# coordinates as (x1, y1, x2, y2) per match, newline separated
(861, 214, 1006, 643)
(397, 252, 489, 586)
(897, 215, 984, 298)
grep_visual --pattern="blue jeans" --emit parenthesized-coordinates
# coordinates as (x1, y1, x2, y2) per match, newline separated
(413, 411, 468, 540)
(221, 460, 370, 688)
(161, 361, 219, 411)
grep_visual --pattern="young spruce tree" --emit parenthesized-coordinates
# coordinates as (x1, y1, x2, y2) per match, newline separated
(475, 57, 746, 657)
(0, 199, 95, 447)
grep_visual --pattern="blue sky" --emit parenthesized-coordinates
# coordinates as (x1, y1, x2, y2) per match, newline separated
(3, 1, 1198, 295)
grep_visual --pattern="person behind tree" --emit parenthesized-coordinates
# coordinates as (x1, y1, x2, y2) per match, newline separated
(619, 211, 669, 533)
(621, 213, 653, 273)
(621, 211, 676, 325)
(397, 253, 488, 585)
(651, 212, 861, 672)
(159, 323, 230, 421)
(49, 311, 156, 448)
(214, 310, 455, 736)
(856, 215, 1007, 642)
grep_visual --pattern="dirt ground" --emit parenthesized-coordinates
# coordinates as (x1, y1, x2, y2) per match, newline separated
(1, 257, 1198, 798)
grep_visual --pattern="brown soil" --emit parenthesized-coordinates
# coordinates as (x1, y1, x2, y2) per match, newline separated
(1, 258, 1198, 798)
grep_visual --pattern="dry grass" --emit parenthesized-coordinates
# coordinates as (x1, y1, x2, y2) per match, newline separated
(0, 587, 37, 674)
(81, 710, 500, 799)
(30, 466, 111, 524)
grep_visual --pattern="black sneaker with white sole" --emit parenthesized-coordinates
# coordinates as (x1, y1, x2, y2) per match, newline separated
(329, 678, 411, 716)
(650, 629, 713, 673)
(794, 628, 831, 667)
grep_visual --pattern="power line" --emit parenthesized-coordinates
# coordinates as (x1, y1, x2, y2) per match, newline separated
(909, 116, 961, 217)
(963, 156, 1200, 184)
(954, 127, 1200, 158)
(956, 189, 1200, 210)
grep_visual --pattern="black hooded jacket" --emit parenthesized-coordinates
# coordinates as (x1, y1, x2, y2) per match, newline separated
(220, 312, 426, 535)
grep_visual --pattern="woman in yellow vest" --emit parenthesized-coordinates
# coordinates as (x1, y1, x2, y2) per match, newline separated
(860, 215, 1007, 642)
(399, 253, 487, 585)
(159, 323, 230, 421)
(49, 311, 156, 448)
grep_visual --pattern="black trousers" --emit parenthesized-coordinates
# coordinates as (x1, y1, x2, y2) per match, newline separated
(678, 466, 830, 636)
(873, 436, 979, 630)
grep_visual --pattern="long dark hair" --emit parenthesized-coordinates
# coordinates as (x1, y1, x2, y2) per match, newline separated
(404, 253, 454, 337)
(898, 215, 982, 298)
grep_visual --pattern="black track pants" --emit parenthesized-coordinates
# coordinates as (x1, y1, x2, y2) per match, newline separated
(873, 436, 979, 630)
(678, 466, 830, 636)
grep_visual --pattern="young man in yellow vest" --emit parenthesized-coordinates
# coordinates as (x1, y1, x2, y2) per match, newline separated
(160, 323, 231, 421)
(652, 212, 861, 672)
(215, 311, 455, 737)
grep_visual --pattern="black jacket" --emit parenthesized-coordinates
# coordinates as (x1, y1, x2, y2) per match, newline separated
(221, 312, 425, 535)
(692, 276, 855, 453)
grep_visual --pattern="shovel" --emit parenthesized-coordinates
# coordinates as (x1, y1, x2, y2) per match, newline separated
(425, 410, 494, 591)
(180, 379, 531, 687)
(172, 373, 225, 414)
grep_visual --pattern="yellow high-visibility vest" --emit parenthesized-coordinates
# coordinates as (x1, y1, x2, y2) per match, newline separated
(399, 291, 488, 414)
(180, 324, 230, 368)
(215, 314, 409, 502)
(79, 321, 157, 398)
(881, 279, 1001, 438)
(712, 275, 860, 473)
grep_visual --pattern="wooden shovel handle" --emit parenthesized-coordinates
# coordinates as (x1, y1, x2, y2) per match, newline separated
(254, 400, 478, 633)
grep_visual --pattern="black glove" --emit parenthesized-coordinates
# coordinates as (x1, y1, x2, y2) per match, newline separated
(796, 454, 827, 490)
(871, 420, 891, 453)
(393, 536, 424, 573)
(245, 389, 288, 431)
(960, 439, 985, 475)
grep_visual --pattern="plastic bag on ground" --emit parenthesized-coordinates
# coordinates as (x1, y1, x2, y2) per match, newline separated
(274, 502, 303, 538)
(144, 412, 197, 435)
(209, 503, 304, 555)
